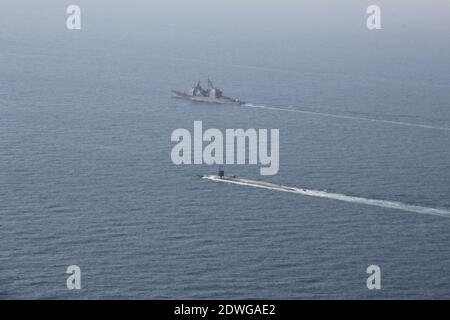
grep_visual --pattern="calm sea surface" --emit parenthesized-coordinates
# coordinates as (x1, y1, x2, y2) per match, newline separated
(1, 5, 450, 298)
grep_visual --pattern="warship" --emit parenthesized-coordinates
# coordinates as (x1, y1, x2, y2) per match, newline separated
(172, 78, 245, 105)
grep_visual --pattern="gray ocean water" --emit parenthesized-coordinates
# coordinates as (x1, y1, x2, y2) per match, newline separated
(1, 1, 450, 299)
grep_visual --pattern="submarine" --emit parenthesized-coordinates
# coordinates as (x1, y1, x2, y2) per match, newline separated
(199, 167, 237, 180)
(216, 167, 237, 179)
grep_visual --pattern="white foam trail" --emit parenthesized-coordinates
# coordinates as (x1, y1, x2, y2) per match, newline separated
(203, 176, 450, 218)
(243, 103, 450, 132)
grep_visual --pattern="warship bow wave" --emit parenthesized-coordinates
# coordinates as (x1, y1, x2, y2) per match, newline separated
(172, 78, 245, 105)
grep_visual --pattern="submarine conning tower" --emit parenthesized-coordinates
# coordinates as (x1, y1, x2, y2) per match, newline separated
(218, 168, 225, 178)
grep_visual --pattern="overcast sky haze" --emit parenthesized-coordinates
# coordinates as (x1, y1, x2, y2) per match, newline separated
(1, 1, 449, 82)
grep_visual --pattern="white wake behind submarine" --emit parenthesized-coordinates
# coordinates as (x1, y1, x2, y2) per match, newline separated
(202, 168, 450, 218)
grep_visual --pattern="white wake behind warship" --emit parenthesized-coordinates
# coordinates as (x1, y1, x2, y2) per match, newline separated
(172, 78, 245, 105)
(202, 169, 450, 218)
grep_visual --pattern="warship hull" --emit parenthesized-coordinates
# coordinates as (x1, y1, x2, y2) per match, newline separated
(172, 90, 245, 105)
